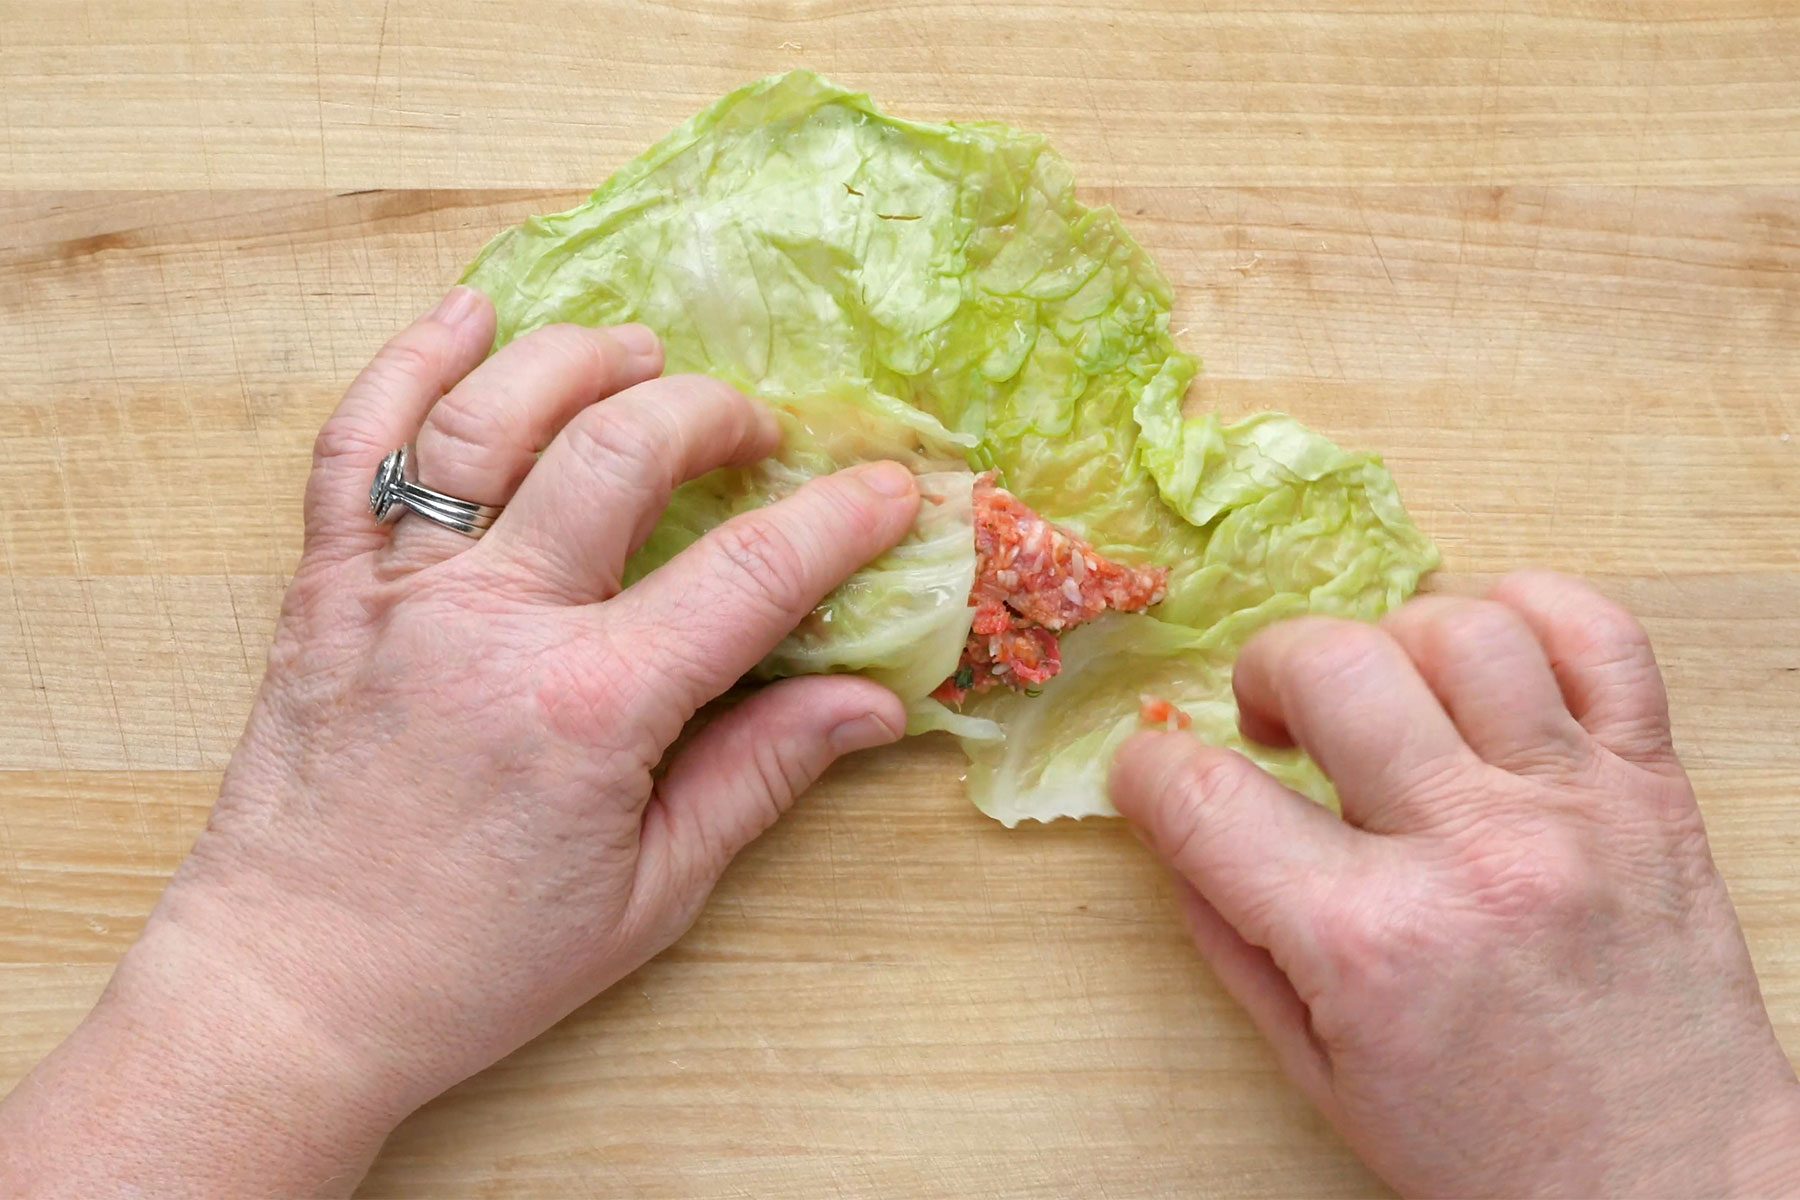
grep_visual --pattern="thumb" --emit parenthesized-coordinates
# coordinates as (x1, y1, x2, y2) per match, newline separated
(636, 675, 904, 905)
(1109, 732, 1364, 980)
(1110, 732, 1373, 1106)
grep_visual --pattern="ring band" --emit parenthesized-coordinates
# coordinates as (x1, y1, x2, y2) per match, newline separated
(368, 446, 502, 538)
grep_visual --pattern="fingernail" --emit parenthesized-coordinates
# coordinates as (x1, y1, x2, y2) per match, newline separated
(854, 460, 916, 499)
(432, 286, 481, 326)
(829, 710, 904, 755)
(610, 322, 661, 359)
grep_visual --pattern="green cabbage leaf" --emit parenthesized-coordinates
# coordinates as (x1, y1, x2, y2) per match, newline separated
(624, 390, 980, 704)
(461, 70, 1438, 825)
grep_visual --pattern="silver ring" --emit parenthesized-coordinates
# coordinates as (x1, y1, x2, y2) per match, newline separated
(368, 446, 502, 538)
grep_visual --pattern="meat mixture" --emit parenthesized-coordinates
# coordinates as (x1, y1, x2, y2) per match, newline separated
(932, 475, 1169, 706)
(1138, 695, 1194, 731)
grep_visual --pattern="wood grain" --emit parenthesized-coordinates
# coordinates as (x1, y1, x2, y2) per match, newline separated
(2, 4, 1798, 1197)
(3, 1, 1799, 189)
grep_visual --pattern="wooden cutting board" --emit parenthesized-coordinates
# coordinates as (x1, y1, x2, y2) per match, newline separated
(3, 4, 1796, 1196)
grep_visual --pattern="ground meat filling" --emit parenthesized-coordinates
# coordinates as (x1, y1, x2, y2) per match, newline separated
(932, 475, 1169, 706)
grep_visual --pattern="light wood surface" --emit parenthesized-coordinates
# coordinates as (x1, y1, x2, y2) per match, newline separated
(3, 4, 1797, 1197)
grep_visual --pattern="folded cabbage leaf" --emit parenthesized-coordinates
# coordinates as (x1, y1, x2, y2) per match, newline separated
(460, 69, 1439, 825)
(625, 389, 980, 703)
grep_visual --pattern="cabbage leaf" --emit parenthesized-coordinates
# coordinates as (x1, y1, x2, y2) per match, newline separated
(461, 70, 1439, 825)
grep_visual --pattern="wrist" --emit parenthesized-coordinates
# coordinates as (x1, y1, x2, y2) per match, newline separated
(1, 906, 411, 1197)
(154, 833, 481, 1110)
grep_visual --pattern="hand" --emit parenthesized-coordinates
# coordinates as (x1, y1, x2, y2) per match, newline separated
(1111, 573, 1800, 1198)
(0, 289, 921, 1196)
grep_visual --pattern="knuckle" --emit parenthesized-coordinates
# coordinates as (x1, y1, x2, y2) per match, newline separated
(1176, 748, 1263, 807)
(1499, 572, 1657, 672)
(1155, 775, 1212, 865)
(312, 333, 448, 467)
(1499, 736, 1593, 778)
(1427, 599, 1528, 657)
(1394, 741, 1479, 800)
(658, 375, 760, 449)
(807, 472, 888, 540)
(563, 403, 673, 492)
(1150, 750, 1272, 889)
(1158, 789, 1288, 939)
(1311, 899, 1417, 997)
(1614, 720, 1678, 767)
(1491, 568, 1564, 604)
(747, 737, 816, 816)
(522, 322, 607, 373)
(708, 516, 812, 608)
(1572, 600, 1655, 667)
(663, 372, 749, 413)
(424, 390, 513, 465)
(1594, 680, 1673, 750)
(366, 337, 440, 392)
(1454, 836, 1601, 926)
(1287, 621, 1394, 692)
(1648, 775, 1706, 834)
(311, 412, 386, 468)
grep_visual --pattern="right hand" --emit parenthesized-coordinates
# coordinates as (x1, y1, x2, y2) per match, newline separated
(1110, 573, 1800, 1198)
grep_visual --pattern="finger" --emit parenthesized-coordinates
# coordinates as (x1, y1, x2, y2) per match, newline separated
(1233, 618, 1477, 832)
(1382, 596, 1590, 775)
(482, 374, 780, 602)
(611, 462, 921, 716)
(1236, 703, 1294, 750)
(634, 675, 904, 904)
(1110, 732, 1367, 987)
(305, 287, 495, 557)
(391, 322, 665, 567)
(1489, 572, 1675, 767)
(1171, 879, 1333, 1107)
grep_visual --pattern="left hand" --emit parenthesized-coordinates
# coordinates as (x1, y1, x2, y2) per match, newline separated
(0, 288, 922, 1197)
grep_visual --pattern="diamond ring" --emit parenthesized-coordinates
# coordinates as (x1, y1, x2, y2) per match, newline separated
(368, 446, 502, 538)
